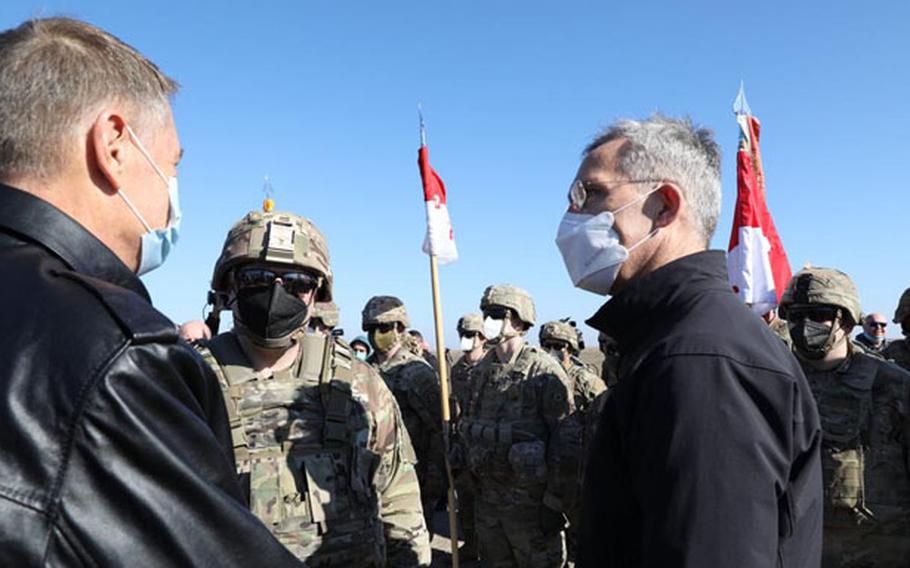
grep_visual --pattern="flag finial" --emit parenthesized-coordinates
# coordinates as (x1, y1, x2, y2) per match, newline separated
(733, 81, 752, 116)
(262, 174, 275, 212)
(418, 103, 427, 147)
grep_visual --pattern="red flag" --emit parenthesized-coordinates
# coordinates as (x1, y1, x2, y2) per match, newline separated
(418, 145, 458, 264)
(727, 86, 792, 315)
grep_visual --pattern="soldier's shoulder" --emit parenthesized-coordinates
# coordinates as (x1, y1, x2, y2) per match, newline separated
(521, 345, 567, 379)
(570, 355, 599, 376)
(853, 350, 910, 386)
(397, 351, 437, 378)
(883, 338, 910, 358)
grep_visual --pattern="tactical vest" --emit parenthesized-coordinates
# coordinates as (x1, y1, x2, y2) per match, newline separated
(197, 332, 384, 566)
(804, 353, 910, 524)
(461, 346, 551, 488)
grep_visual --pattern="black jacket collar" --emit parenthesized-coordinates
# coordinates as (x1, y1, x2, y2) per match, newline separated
(586, 250, 730, 351)
(0, 183, 150, 301)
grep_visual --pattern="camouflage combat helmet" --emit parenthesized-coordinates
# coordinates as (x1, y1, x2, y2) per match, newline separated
(539, 321, 579, 352)
(312, 301, 340, 328)
(362, 295, 410, 330)
(893, 288, 910, 324)
(779, 267, 862, 325)
(480, 284, 536, 326)
(211, 210, 333, 301)
(457, 313, 483, 335)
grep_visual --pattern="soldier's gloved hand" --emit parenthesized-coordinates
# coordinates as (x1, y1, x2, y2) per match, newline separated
(540, 504, 567, 534)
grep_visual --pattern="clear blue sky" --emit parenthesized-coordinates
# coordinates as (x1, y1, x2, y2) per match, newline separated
(4, 1, 909, 345)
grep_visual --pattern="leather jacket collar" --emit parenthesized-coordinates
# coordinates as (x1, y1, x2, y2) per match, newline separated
(0, 183, 150, 301)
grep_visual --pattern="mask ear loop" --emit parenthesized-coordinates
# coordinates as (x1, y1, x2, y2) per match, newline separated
(126, 125, 170, 183)
(117, 189, 154, 232)
(613, 184, 663, 253)
(826, 308, 844, 352)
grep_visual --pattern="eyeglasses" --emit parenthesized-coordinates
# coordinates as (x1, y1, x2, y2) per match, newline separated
(786, 306, 839, 324)
(460, 331, 479, 340)
(541, 342, 567, 351)
(368, 323, 398, 334)
(234, 267, 321, 295)
(568, 178, 663, 211)
(868, 322, 887, 330)
(483, 307, 510, 320)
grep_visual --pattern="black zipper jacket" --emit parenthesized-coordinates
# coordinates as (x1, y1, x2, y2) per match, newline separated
(0, 184, 300, 566)
(578, 250, 822, 568)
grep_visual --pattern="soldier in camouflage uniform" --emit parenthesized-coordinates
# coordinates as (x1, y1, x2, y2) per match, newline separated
(540, 321, 605, 411)
(362, 296, 446, 537)
(449, 313, 487, 559)
(539, 320, 605, 561)
(780, 267, 910, 567)
(310, 301, 340, 335)
(194, 211, 431, 567)
(883, 288, 910, 371)
(460, 285, 574, 568)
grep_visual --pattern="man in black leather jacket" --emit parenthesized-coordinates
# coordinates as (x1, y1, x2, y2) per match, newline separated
(0, 18, 299, 566)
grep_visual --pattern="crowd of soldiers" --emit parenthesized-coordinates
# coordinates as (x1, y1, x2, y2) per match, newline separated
(176, 206, 910, 568)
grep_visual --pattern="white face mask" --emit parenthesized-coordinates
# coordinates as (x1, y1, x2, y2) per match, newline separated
(483, 317, 504, 341)
(459, 336, 475, 351)
(555, 186, 660, 295)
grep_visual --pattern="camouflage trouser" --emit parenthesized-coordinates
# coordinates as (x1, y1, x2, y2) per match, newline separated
(475, 496, 565, 568)
(823, 522, 910, 567)
(454, 469, 476, 552)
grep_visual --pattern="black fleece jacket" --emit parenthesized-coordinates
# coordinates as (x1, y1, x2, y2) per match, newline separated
(578, 250, 822, 568)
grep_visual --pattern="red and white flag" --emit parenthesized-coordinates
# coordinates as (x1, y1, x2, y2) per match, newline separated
(727, 85, 792, 315)
(418, 123, 458, 264)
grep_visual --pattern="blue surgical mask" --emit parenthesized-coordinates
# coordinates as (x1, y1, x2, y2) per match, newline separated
(118, 125, 181, 275)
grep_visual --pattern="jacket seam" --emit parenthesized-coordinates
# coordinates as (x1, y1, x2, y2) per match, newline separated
(0, 487, 47, 513)
(647, 350, 796, 378)
(44, 338, 131, 523)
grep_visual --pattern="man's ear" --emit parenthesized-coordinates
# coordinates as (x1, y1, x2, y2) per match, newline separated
(651, 183, 683, 228)
(89, 111, 130, 193)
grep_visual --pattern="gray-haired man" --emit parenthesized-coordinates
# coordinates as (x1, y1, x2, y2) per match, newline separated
(0, 18, 298, 565)
(558, 115, 823, 567)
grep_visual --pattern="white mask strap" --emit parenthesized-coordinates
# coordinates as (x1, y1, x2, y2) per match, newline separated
(611, 184, 662, 215)
(126, 124, 169, 183)
(117, 189, 153, 232)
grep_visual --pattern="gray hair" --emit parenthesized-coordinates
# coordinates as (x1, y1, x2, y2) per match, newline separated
(0, 17, 178, 181)
(585, 114, 722, 244)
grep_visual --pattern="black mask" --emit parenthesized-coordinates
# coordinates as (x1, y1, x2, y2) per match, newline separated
(790, 320, 837, 360)
(235, 282, 308, 346)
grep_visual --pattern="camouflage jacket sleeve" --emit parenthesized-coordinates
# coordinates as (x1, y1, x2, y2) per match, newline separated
(360, 363, 432, 567)
(403, 360, 443, 434)
(530, 357, 574, 511)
